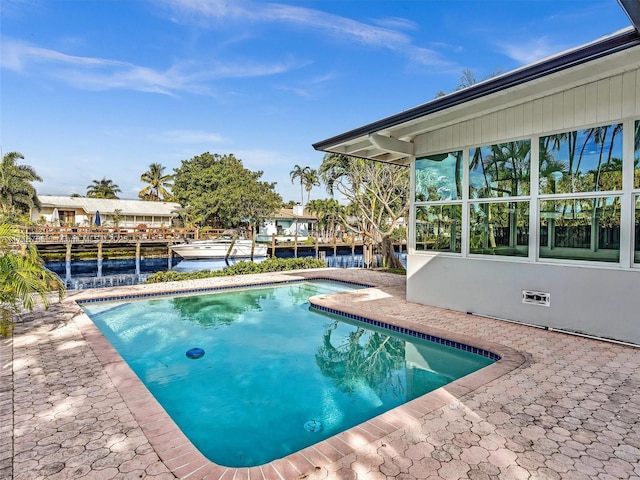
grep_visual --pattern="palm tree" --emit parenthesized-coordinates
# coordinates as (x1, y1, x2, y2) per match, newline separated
(319, 154, 352, 197)
(139, 163, 174, 201)
(290, 164, 310, 206)
(302, 168, 320, 204)
(86, 178, 121, 199)
(308, 198, 342, 240)
(0, 224, 65, 336)
(0, 152, 42, 214)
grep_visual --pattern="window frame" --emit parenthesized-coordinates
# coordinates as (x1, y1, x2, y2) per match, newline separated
(411, 118, 639, 269)
(412, 150, 464, 256)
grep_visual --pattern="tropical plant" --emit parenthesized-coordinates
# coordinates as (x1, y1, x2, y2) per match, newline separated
(0, 151, 42, 215)
(470, 141, 531, 198)
(319, 153, 409, 269)
(87, 178, 121, 199)
(111, 209, 123, 228)
(0, 223, 65, 337)
(139, 163, 174, 201)
(307, 198, 343, 240)
(302, 168, 320, 204)
(145, 257, 326, 283)
(315, 321, 409, 395)
(172, 152, 281, 231)
(290, 164, 310, 206)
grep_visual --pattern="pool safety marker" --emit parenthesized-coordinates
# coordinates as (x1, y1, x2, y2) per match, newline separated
(304, 420, 322, 432)
(186, 347, 205, 359)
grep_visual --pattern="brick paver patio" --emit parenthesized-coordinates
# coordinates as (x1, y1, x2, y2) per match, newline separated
(1, 269, 639, 479)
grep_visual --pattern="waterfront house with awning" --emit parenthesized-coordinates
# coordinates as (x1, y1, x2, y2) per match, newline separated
(31, 195, 181, 228)
(313, 2, 640, 345)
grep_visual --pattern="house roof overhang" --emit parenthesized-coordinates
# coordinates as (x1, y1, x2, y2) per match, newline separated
(312, 26, 640, 163)
(619, 0, 640, 33)
(37, 195, 181, 217)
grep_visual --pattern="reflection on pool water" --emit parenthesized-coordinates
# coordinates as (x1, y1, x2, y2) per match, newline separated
(82, 280, 494, 467)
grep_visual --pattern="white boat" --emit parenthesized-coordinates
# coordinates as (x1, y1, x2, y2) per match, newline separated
(170, 238, 268, 259)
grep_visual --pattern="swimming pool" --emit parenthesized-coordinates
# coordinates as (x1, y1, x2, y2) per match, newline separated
(81, 280, 495, 467)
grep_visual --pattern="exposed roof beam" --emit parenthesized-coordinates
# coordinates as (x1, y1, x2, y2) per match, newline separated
(619, 0, 640, 33)
(368, 133, 414, 156)
(338, 139, 374, 155)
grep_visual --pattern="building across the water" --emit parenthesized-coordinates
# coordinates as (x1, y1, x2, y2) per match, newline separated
(31, 195, 181, 228)
(256, 205, 318, 243)
(314, 5, 640, 345)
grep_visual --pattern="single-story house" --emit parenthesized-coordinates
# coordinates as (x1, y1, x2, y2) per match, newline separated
(31, 195, 181, 228)
(256, 205, 318, 243)
(314, 2, 640, 345)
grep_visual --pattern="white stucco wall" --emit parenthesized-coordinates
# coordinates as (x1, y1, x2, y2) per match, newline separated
(407, 254, 640, 345)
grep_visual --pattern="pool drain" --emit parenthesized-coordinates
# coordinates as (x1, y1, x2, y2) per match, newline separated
(186, 347, 205, 359)
(304, 420, 322, 432)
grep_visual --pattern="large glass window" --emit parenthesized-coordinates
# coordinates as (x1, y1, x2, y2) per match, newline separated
(469, 201, 529, 257)
(415, 205, 461, 253)
(539, 123, 623, 194)
(469, 140, 531, 198)
(415, 152, 462, 201)
(539, 197, 621, 263)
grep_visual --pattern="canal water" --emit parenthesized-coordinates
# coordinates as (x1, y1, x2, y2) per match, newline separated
(46, 250, 407, 290)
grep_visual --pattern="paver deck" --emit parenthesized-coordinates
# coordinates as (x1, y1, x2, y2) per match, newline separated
(2, 268, 639, 479)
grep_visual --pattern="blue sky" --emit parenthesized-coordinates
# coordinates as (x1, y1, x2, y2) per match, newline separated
(0, 0, 632, 204)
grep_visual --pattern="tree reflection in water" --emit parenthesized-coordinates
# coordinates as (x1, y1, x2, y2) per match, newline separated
(171, 288, 275, 328)
(315, 321, 407, 398)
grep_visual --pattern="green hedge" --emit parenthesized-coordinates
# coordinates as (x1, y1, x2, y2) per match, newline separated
(145, 257, 327, 283)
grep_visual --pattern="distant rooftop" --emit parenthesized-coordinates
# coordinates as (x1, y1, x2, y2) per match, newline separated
(37, 195, 180, 216)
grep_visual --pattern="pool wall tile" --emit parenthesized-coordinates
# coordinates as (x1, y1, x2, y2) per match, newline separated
(308, 303, 501, 361)
(77, 277, 373, 305)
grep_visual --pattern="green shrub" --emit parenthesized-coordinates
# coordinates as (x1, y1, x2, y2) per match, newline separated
(145, 257, 326, 283)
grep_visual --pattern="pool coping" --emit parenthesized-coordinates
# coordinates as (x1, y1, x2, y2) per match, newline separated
(69, 271, 526, 480)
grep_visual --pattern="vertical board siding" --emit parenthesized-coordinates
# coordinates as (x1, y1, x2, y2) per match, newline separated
(532, 98, 544, 134)
(622, 70, 637, 118)
(563, 88, 576, 128)
(542, 96, 554, 132)
(596, 78, 611, 123)
(415, 69, 639, 155)
(487, 111, 498, 143)
(609, 74, 623, 120)
(551, 92, 564, 131)
(504, 107, 515, 140)
(513, 104, 524, 138)
(472, 117, 482, 146)
(584, 82, 599, 125)
(573, 84, 587, 127)
(523, 102, 534, 135)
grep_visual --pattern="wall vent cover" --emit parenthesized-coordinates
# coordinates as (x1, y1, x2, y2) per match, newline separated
(522, 290, 550, 306)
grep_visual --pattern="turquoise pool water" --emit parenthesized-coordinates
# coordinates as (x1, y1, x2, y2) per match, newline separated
(82, 280, 494, 467)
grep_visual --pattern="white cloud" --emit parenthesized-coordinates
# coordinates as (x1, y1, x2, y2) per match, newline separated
(1, 37, 303, 95)
(371, 16, 419, 31)
(159, 0, 451, 68)
(497, 36, 565, 65)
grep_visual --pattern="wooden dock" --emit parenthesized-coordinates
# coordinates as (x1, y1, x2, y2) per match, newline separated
(17, 226, 370, 257)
